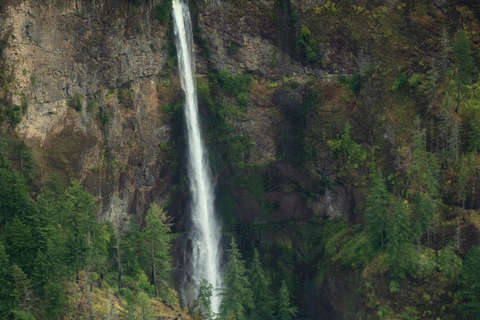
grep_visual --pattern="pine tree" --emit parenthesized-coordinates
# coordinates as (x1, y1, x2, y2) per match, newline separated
(141, 203, 171, 298)
(277, 281, 297, 320)
(64, 180, 98, 281)
(0, 242, 13, 319)
(454, 29, 475, 111)
(459, 245, 480, 318)
(219, 237, 253, 320)
(249, 248, 274, 320)
(137, 291, 153, 320)
(365, 164, 390, 249)
(11, 264, 34, 313)
(468, 114, 480, 153)
(386, 198, 412, 279)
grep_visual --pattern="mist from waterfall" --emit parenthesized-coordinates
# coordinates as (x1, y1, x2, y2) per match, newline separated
(172, 0, 223, 314)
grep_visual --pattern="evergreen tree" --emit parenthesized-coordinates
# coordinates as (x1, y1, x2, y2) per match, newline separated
(459, 245, 480, 318)
(11, 264, 34, 314)
(137, 291, 153, 320)
(386, 198, 413, 279)
(64, 180, 98, 281)
(454, 29, 475, 111)
(411, 193, 435, 244)
(122, 217, 143, 277)
(365, 164, 390, 249)
(15, 141, 35, 182)
(277, 281, 297, 320)
(249, 248, 274, 320)
(468, 114, 480, 153)
(456, 156, 470, 208)
(0, 242, 13, 319)
(5, 216, 36, 275)
(193, 279, 213, 320)
(219, 237, 253, 320)
(141, 203, 171, 298)
(409, 129, 439, 197)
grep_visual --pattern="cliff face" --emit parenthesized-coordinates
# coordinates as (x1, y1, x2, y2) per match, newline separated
(0, 0, 177, 228)
(0, 0, 347, 229)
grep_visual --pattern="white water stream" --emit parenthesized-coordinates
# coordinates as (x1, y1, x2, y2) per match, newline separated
(172, 0, 223, 313)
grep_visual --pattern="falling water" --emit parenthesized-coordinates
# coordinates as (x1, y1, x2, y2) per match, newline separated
(172, 0, 223, 313)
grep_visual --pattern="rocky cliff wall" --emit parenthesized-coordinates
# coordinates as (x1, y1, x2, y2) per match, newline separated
(0, 0, 180, 229)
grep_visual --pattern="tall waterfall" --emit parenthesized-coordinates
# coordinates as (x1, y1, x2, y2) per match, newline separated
(172, 0, 223, 313)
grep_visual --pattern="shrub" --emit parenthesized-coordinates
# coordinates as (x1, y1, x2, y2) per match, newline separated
(99, 109, 110, 130)
(156, 0, 172, 24)
(392, 73, 408, 91)
(67, 93, 82, 112)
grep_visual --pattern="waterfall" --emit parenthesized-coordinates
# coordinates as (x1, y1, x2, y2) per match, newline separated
(172, 0, 223, 314)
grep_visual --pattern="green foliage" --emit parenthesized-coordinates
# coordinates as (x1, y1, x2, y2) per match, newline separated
(459, 246, 480, 318)
(137, 291, 153, 320)
(120, 287, 136, 319)
(408, 73, 422, 88)
(219, 237, 253, 320)
(11, 264, 33, 314)
(29, 74, 37, 85)
(156, 0, 172, 25)
(408, 130, 439, 197)
(366, 164, 390, 249)
(198, 79, 255, 166)
(277, 280, 297, 320)
(64, 180, 98, 277)
(13, 310, 36, 320)
(334, 230, 376, 268)
(385, 198, 414, 280)
(142, 203, 171, 299)
(327, 123, 367, 168)
(162, 99, 183, 115)
(249, 248, 274, 320)
(438, 245, 461, 280)
(212, 69, 252, 107)
(0, 243, 13, 318)
(454, 30, 475, 88)
(296, 27, 321, 62)
(392, 73, 408, 91)
(193, 279, 213, 320)
(67, 93, 82, 112)
(99, 108, 110, 130)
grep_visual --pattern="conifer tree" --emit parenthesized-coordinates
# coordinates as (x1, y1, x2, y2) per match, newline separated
(193, 279, 213, 320)
(459, 245, 480, 318)
(141, 203, 171, 298)
(138, 291, 153, 320)
(219, 237, 253, 320)
(11, 264, 34, 314)
(454, 29, 475, 111)
(64, 180, 98, 281)
(386, 198, 412, 279)
(278, 281, 297, 320)
(366, 164, 390, 249)
(249, 248, 274, 320)
(0, 242, 13, 319)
